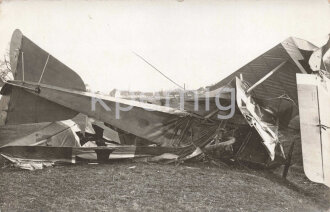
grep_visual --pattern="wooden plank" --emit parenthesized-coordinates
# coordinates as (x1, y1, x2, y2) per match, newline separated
(297, 74, 324, 184)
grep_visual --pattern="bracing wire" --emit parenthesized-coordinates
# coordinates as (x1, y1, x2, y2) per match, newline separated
(132, 51, 184, 90)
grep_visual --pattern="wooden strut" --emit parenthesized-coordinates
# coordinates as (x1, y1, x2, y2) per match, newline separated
(21, 52, 24, 81)
(38, 54, 50, 84)
(246, 61, 287, 94)
(282, 140, 295, 179)
(5, 81, 37, 93)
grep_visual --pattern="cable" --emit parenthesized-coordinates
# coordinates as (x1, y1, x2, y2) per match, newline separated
(132, 51, 184, 90)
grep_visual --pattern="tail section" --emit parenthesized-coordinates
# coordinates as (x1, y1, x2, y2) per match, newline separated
(9, 29, 86, 91)
(0, 29, 86, 125)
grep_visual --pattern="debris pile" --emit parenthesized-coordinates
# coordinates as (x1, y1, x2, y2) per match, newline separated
(0, 29, 328, 187)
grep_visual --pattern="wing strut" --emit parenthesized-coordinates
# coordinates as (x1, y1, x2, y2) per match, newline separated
(246, 61, 287, 94)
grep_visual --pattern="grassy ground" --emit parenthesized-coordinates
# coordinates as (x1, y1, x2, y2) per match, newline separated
(0, 129, 329, 211)
(0, 159, 329, 211)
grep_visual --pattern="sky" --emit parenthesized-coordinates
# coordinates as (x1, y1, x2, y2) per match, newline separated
(0, 0, 329, 92)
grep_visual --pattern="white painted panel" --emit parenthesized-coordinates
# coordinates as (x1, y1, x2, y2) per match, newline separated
(297, 74, 324, 184)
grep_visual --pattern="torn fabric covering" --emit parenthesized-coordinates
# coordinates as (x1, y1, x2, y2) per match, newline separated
(0, 114, 220, 167)
(0, 115, 221, 167)
(1, 120, 81, 148)
(91, 121, 120, 143)
(72, 113, 96, 135)
(1, 154, 54, 170)
(0, 122, 50, 147)
(235, 77, 285, 161)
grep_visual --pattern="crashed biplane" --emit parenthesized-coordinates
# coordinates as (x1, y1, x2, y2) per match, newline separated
(0, 30, 329, 187)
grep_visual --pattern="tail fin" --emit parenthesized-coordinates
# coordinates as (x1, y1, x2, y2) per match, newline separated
(0, 29, 86, 125)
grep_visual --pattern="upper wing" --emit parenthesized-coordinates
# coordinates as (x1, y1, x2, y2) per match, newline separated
(209, 37, 318, 113)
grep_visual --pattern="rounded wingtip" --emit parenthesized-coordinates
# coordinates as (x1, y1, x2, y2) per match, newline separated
(11, 29, 23, 46)
(12, 29, 22, 36)
(9, 29, 23, 76)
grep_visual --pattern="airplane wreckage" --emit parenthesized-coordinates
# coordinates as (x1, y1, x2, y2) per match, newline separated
(0, 30, 329, 187)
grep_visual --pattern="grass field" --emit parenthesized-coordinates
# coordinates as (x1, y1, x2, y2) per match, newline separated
(0, 129, 329, 211)
(0, 159, 329, 211)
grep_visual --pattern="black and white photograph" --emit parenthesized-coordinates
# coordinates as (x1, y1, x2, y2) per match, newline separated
(0, 0, 329, 211)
